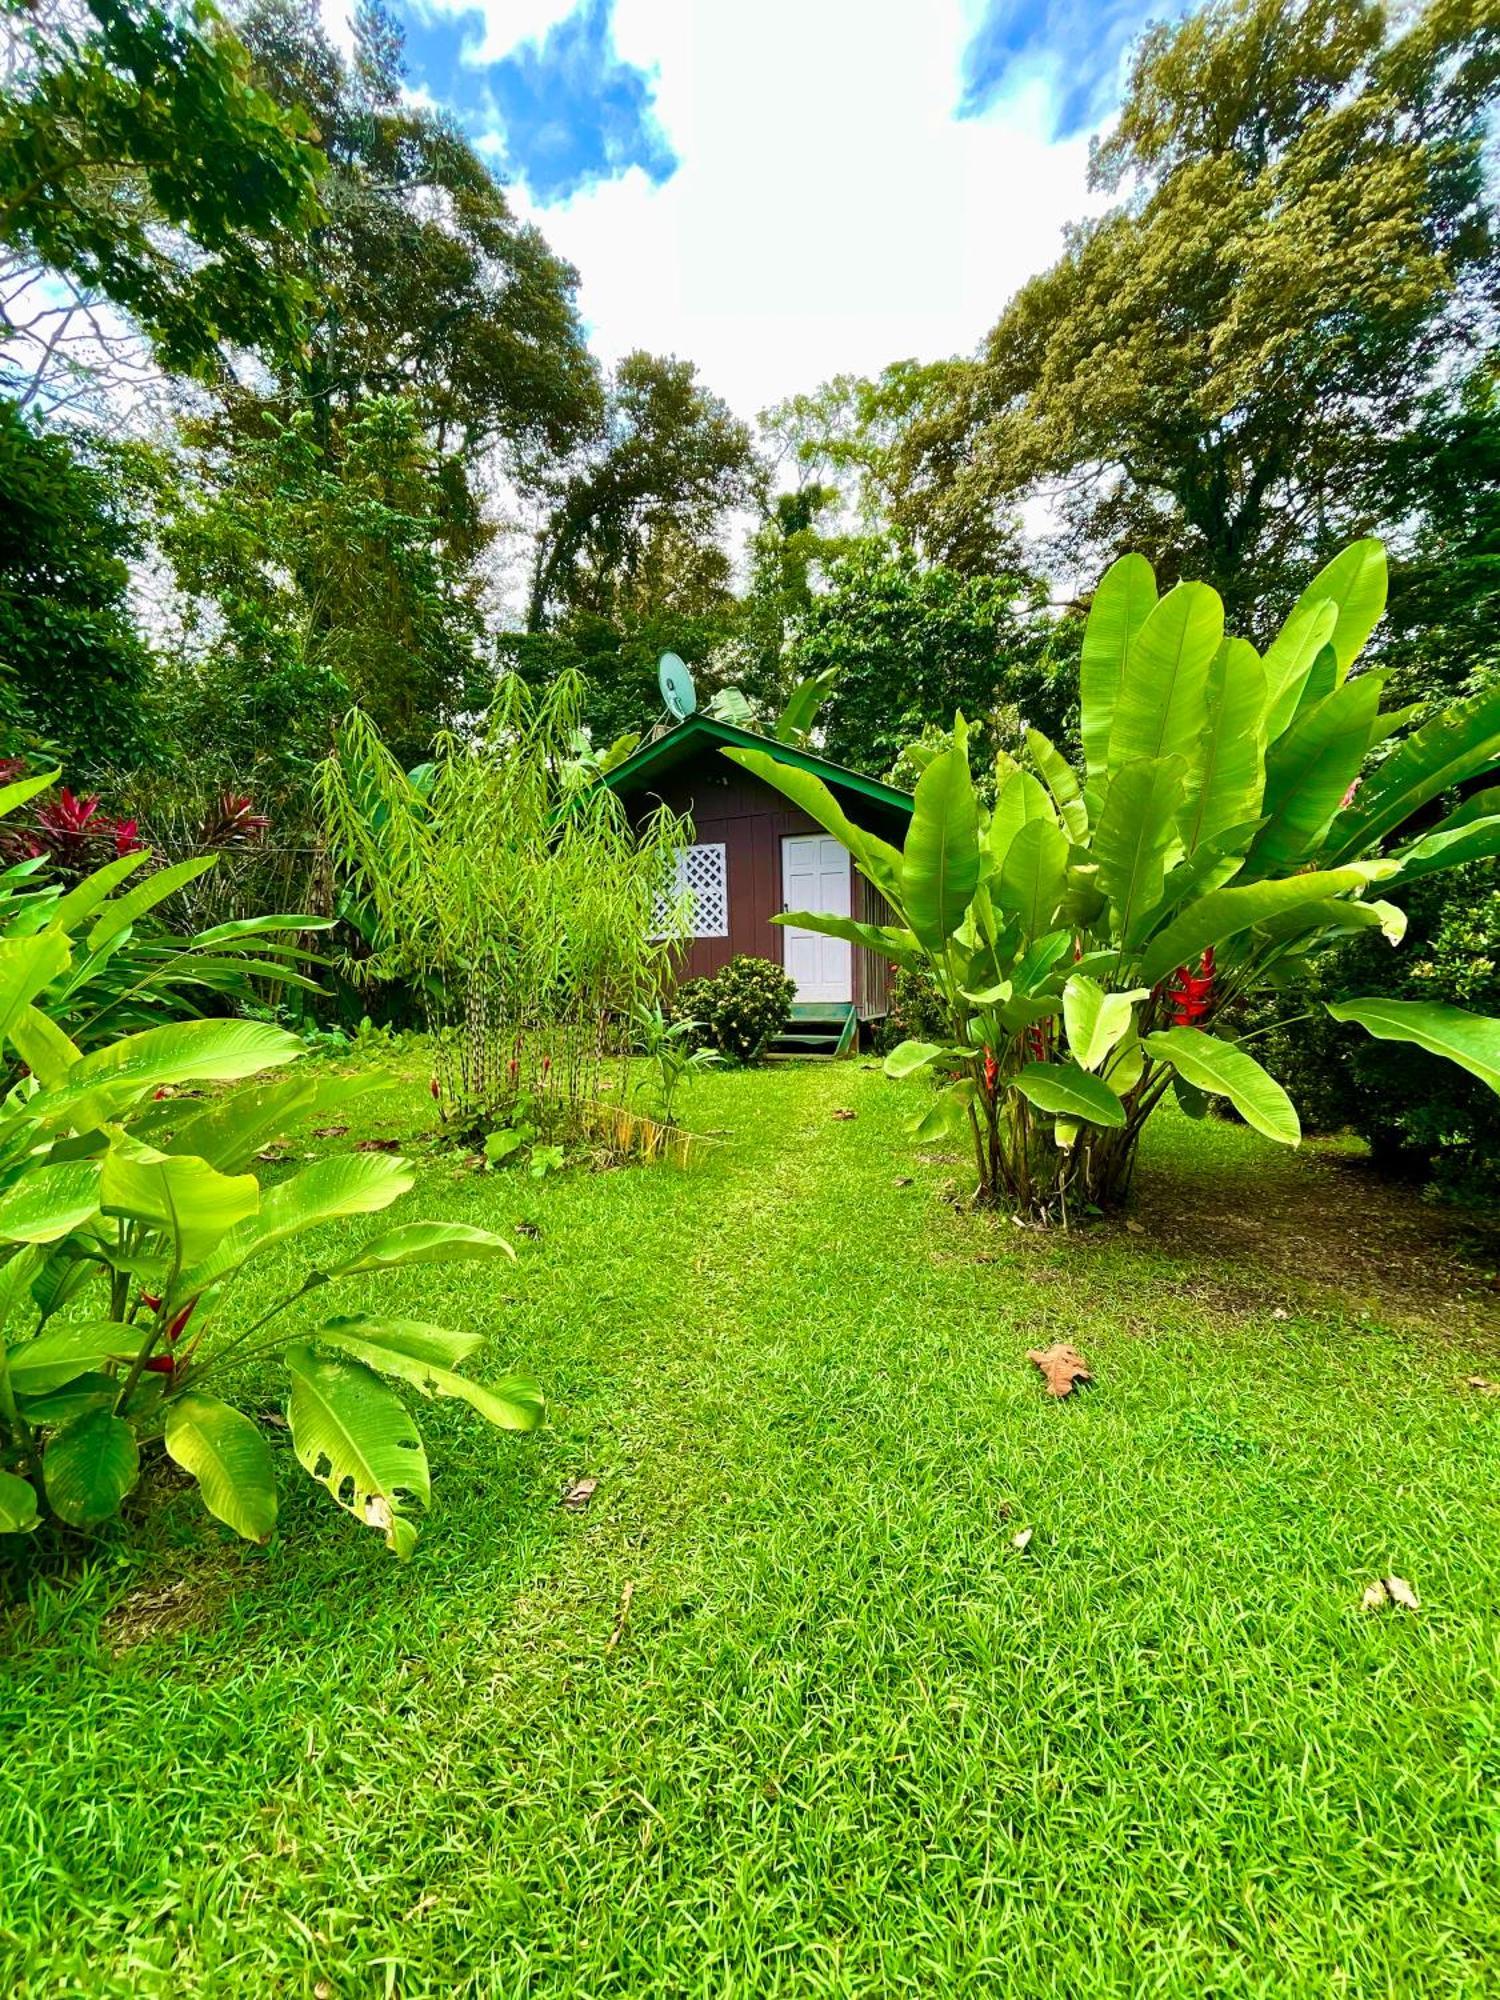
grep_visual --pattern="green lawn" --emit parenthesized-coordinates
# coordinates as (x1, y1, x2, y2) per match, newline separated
(2, 1057, 1498, 1998)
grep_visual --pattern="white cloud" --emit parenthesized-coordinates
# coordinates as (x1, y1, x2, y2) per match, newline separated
(487, 0, 1105, 422)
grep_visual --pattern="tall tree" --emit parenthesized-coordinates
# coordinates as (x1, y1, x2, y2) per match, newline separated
(896, 0, 1500, 623)
(0, 0, 320, 406)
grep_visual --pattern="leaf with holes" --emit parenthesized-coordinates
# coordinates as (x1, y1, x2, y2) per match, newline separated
(284, 1343, 430, 1557)
(315, 1318, 544, 1433)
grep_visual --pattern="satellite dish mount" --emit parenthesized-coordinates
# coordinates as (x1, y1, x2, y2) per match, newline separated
(658, 651, 697, 723)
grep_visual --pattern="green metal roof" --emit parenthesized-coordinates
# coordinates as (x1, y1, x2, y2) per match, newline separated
(602, 715, 914, 817)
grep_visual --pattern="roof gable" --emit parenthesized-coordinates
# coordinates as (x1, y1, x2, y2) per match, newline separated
(603, 715, 913, 817)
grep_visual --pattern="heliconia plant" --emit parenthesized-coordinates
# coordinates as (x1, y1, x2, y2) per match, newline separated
(0, 795, 542, 1555)
(726, 539, 1500, 1220)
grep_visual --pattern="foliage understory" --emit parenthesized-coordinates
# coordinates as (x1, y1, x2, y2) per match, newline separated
(1, 1059, 1497, 1999)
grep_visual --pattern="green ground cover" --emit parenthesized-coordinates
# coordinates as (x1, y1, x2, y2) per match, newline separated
(2, 1057, 1498, 1998)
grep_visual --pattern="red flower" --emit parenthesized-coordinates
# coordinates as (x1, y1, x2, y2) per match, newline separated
(113, 817, 142, 856)
(201, 792, 270, 846)
(541, 1054, 552, 1076)
(429, 1076, 441, 1100)
(139, 1292, 162, 1313)
(165, 1301, 195, 1343)
(1169, 949, 1217, 1027)
(982, 1047, 999, 1097)
(144, 1355, 176, 1375)
(37, 788, 103, 844)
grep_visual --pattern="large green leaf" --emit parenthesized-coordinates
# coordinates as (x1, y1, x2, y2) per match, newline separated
(1250, 673, 1384, 874)
(1093, 756, 1187, 944)
(10, 1005, 82, 1089)
(721, 748, 905, 905)
(883, 1040, 969, 1079)
(181, 1151, 414, 1292)
(317, 1314, 485, 1369)
(1062, 977, 1141, 1073)
(315, 1322, 544, 1434)
(1287, 539, 1387, 682)
(988, 768, 1056, 871)
(7, 1320, 132, 1395)
(901, 746, 980, 950)
(1322, 682, 1500, 862)
(49, 851, 152, 934)
(995, 817, 1069, 940)
(43, 1408, 140, 1528)
(1141, 1027, 1300, 1145)
(0, 769, 62, 821)
(0, 1467, 38, 1533)
(100, 1140, 259, 1267)
(1025, 730, 1088, 841)
(1107, 582, 1222, 775)
(88, 856, 217, 948)
(328, 1221, 515, 1278)
(163, 1072, 394, 1175)
(1179, 638, 1267, 853)
(1262, 597, 1339, 741)
(1326, 999, 1500, 1097)
(0, 1160, 102, 1243)
(284, 1344, 430, 1557)
(1080, 551, 1157, 792)
(35, 1019, 305, 1133)
(0, 930, 71, 1045)
(165, 1392, 278, 1544)
(1383, 814, 1500, 886)
(1138, 866, 1390, 989)
(1012, 1062, 1127, 1128)
(771, 911, 923, 970)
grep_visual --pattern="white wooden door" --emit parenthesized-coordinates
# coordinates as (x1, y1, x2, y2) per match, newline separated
(781, 835, 852, 1002)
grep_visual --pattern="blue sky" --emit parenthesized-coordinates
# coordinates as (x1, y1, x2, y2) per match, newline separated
(332, 0, 1161, 417)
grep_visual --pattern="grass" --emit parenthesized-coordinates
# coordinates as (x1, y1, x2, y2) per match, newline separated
(2, 1055, 1498, 1998)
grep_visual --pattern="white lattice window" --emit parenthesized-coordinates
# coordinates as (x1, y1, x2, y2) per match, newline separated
(656, 842, 728, 938)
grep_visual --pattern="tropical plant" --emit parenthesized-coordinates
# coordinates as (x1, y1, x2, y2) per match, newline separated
(728, 540, 1500, 1219)
(684, 956, 796, 1065)
(0, 840, 541, 1555)
(630, 999, 720, 1124)
(318, 670, 690, 1134)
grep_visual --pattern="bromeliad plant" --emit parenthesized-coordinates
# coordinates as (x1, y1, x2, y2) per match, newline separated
(0, 812, 543, 1555)
(728, 540, 1500, 1220)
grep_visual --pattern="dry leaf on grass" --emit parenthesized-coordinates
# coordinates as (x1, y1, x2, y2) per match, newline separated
(1462, 1375, 1499, 1395)
(354, 1137, 402, 1153)
(562, 1476, 599, 1512)
(1361, 1575, 1420, 1612)
(312, 1124, 348, 1139)
(1027, 1343, 1093, 1397)
(893, 1175, 913, 1187)
(606, 1579, 635, 1651)
(831, 1108, 858, 1121)
(1124, 1219, 1145, 1235)
(1010, 1526, 1034, 1552)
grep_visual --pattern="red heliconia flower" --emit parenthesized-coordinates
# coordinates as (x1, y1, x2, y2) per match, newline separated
(429, 1076, 441, 1100)
(1170, 948, 1217, 1026)
(983, 1047, 999, 1097)
(165, 1301, 195, 1344)
(113, 817, 142, 856)
(1027, 1024, 1047, 1060)
(507, 1056, 519, 1083)
(542, 1054, 552, 1076)
(144, 1354, 176, 1375)
(139, 1291, 162, 1313)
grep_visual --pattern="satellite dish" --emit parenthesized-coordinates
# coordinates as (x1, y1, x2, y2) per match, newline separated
(658, 651, 697, 721)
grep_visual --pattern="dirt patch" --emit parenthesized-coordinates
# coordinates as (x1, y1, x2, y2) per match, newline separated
(102, 1560, 250, 1657)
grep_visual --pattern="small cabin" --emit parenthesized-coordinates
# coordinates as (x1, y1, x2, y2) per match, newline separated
(606, 716, 914, 1050)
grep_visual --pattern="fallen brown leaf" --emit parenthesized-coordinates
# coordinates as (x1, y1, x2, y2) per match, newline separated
(355, 1137, 402, 1153)
(562, 1476, 598, 1512)
(1010, 1526, 1034, 1552)
(1463, 1374, 1499, 1395)
(893, 1175, 913, 1187)
(831, 1108, 857, 1121)
(255, 1146, 292, 1162)
(312, 1124, 349, 1139)
(1027, 1343, 1093, 1397)
(1125, 1219, 1145, 1235)
(606, 1578, 635, 1651)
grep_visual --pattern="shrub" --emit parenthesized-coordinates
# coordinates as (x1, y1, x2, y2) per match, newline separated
(728, 539, 1500, 1220)
(689, 956, 796, 1064)
(671, 976, 717, 1053)
(876, 964, 948, 1053)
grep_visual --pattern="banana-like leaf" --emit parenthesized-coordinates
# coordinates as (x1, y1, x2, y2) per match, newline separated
(902, 746, 980, 949)
(721, 748, 905, 905)
(165, 1391, 278, 1543)
(315, 1323, 544, 1433)
(1321, 682, 1500, 862)
(35, 1019, 305, 1133)
(285, 1344, 430, 1557)
(1138, 865, 1391, 989)
(7, 1320, 133, 1395)
(995, 817, 1069, 939)
(10, 1005, 82, 1088)
(771, 911, 924, 970)
(1106, 581, 1222, 775)
(190, 913, 335, 947)
(1445, 787, 1500, 829)
(164, 1072, 396, 1174)
(88, 856, 217, 948)
(100, 1140, 259, 1266)
(1258, 897, 1407, 948)
(883, 1040, 967, 1079)
(1250, 673, 1384, 874)
(1062, 977, 1142, 1072)
(905, 1082, 973, 1145)
(49, 851, 152, 933)
(1080, 551, 1156, 793)
(181, 1151, 414, 1292)
(17, 1373, 116, 1427)
(1103, 1017, 1145, 1095)
(988, 768, 1056, 871)
(1179, 638, 1266, 853)
(0, 769, 62, 819)
(1141, 1027, 1300, 1145)
(0, 1160, 102, 1242)
(1262, 597, 1338, 740)
(317, 1314, 485, 1369)
(43, 1408, 140, 1528)
(1326, 999, 1500, 1097)
(1025, 729, 1088, 841)
(0, 930, 71, 1045)
(0, 1467, 38, 1532)
(1287, 538, 1387, 681)
(1383, 815, 1500, 885)
(1154, 824, 1257, 928)
(1093, 755, 1187, 944)
(328, 1221, 515, 1278)
(1013, 1062, 1127, 1128)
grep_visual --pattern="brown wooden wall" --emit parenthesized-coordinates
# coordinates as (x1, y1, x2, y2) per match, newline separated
(852, 871, 898, 1020)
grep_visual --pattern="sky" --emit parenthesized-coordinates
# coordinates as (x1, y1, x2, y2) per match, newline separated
(322, 0, 1168, 423)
